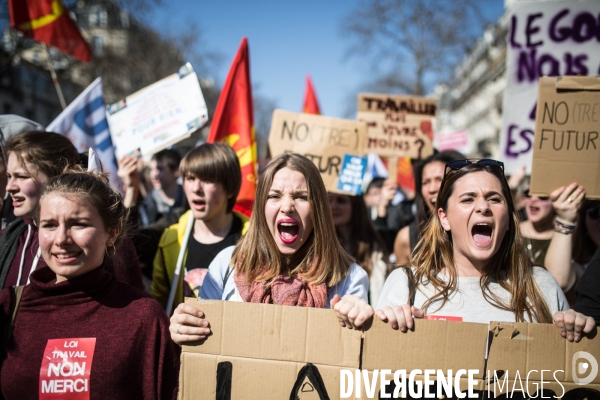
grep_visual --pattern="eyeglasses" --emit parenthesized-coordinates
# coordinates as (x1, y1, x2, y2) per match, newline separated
(444, 159, 505, 179)
(523, 190, 550, 202)
(588, 206, 600, 220)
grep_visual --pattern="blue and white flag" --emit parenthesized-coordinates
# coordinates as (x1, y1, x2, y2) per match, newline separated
(47, 77, 120, 190)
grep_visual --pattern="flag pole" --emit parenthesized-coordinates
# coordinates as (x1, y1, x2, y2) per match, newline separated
(44, 44, 67, 110)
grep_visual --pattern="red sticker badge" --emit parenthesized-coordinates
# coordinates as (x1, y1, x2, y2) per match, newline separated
(424, 315, 463, 322)
(39, 338, 96, 399)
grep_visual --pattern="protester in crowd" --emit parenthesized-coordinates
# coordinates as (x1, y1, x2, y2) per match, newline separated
(371, 176, 414, 254)
(575, 247, 600, 325)
(330, 192, 388, 306)
(393, 151, 463, 265)
(0, 131, 143, 290)
(0, 115, 45, 229)
(363, 177, 385, 220)
(333, 159, 594, 342)
(518, 190, 556, 267)
(151, 143, 250, 311)
(0, 171, 179, 399)
(120, 149, 185, 227)
(544, 182, 599, 301)
(169, 153, 369, 344)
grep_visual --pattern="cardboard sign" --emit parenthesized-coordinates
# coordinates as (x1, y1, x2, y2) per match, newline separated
(107, 63, 208, 159)
(356, 93, 435, 160)
(268, 109, 367, 192)
(336, 154, 367, 195)
(39, 338, 96, 399)
(530, 76, 600, 198)
(500, 0, 600, 174)
(180, 299, 600, 399)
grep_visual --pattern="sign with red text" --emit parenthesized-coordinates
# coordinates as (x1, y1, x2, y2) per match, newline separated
(268, 109, 367, 192)
(39, 338, 96, 399)
(500, 0, 600, 174)
(357, 93, 435, 160)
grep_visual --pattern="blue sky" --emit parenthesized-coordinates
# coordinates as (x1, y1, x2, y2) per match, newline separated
(149, 1, 506, 119)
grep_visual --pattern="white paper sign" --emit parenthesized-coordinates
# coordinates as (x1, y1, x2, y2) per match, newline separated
(499, 0, 600, 174)
(107, 63, 208, 159)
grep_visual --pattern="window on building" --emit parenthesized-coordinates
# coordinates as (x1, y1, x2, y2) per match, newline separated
(89, 6, 107, 28)
(93, 36, 104, 56)
(120, 11, 129, 28)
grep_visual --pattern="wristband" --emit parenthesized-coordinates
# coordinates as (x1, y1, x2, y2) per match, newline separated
(555, 218, 576, 229)
(554, 220, 575, 234)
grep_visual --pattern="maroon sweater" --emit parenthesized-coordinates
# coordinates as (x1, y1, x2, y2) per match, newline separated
(1, 218, 144, 290)
(0, 265, 179, 399)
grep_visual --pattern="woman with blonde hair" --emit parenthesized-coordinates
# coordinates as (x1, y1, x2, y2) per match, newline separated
(333, 159, 594, 342)
(170, 153, 369, 343)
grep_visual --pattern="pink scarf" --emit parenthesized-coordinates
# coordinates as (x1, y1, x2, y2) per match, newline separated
(234, 273, 328, 308)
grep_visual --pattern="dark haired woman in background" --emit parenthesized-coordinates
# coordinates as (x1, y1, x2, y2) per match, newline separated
(393, 150, 463, 265)
(329, 192, 389, 305)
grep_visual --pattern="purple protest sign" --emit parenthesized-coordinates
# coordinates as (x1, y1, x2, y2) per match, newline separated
(500, 0, 600, 174)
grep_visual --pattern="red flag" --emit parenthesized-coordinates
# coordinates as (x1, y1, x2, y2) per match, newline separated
(302, 75, 321, 114)
(207, 37, 256, 217)
(9, 0, 92, 62)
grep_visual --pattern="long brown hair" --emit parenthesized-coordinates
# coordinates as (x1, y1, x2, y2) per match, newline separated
(233, 153, 353, 286)
(412, 163, 553, 323)
(337, 194, 388, 276)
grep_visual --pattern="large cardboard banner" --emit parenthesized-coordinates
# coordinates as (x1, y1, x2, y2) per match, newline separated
(106, 63, 208, 159)
(180, 299, 600, 399)
(356, 93, 435, 160)
(268, 109, 368, 193)
(500, 0, 600, 174)
(530, 76, 600, 198)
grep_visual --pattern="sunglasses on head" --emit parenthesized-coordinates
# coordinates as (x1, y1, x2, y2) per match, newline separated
(588, 206, 600, 220)
(444, 159, 505, 179)
(523, 190, 550, 202)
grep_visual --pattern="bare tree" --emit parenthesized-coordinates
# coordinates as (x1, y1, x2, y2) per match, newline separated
(341, 0, 495, 96)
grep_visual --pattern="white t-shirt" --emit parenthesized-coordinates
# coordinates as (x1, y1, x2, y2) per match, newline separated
(376, 266, 568, 323)
(199, 246, 369, 308)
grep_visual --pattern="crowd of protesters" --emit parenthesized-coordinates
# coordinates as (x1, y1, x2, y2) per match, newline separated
(0, 114, 598, 398)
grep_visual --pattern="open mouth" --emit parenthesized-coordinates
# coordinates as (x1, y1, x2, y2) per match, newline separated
(277, 219, 299, 244)
(192, 199, 206, 210)
(472, 223, 493, 247)
(529, 205, 540, 215)
(11, 196, 25, 206)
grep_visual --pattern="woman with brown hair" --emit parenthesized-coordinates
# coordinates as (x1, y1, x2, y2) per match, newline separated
(169, 153, 369, 343)
(0, 171, 178, 399)
(0, 131, 143, 290)
(329, 192, 389, 305)
(333, 159, 594, 342)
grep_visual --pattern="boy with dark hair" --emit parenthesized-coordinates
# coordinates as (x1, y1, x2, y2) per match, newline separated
(151, 143, 249, 312)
